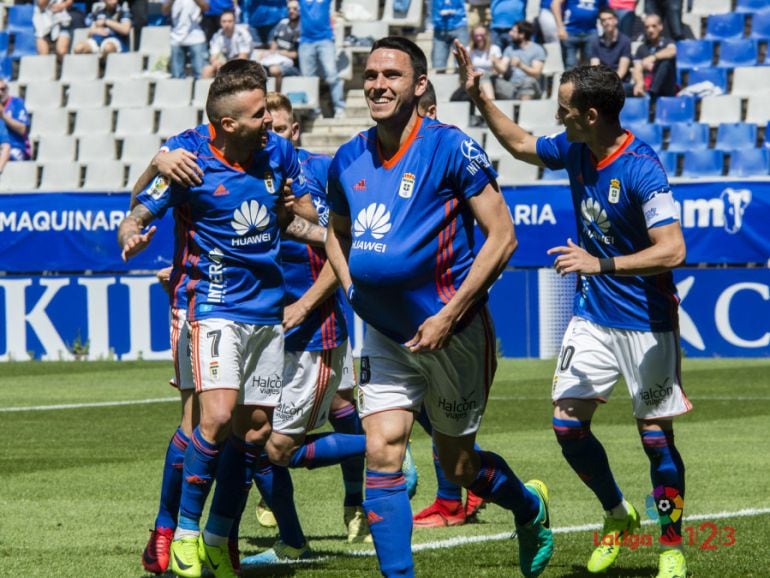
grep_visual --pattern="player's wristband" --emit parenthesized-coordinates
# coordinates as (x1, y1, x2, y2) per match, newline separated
(599, 257, 616, 274)
(346, 285, 355, 303)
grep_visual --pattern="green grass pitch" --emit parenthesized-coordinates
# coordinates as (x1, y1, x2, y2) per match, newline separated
(1, 358, 768, 577)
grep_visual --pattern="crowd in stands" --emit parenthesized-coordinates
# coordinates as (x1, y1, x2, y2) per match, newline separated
(0, 0, 769, 187)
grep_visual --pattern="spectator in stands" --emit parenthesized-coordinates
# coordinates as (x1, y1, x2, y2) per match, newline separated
(551, 0, 606, 70)
(589, 8, 632, 90)
(432, 0, 469, 73)
(644, 0, 684, 41)
(0, 123, 11, 176)
(608, 0, 637, 39)
(200, 0, 235, 41)
(0, 79, 32, 162)
(465, 25, 499, 100)
(489, 0, 526, 53)
(631, 13, 677, 98)
(491, 20, 545, 100)
(467, 0, 491, 30)
(201, 9, 251, 78)
(259, 0, 300, 93)
(246, 0, 287, 49)
(33, 0, 73, 58)
(163, 0, 210, 79)
(73, 0, 133, 58)
(298, 0, 345, 118)
(127, 0, 148, 47)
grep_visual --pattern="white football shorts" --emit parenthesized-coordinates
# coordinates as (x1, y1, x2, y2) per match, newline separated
(337, 339, 356, 392)
(170, 307, 194, 391)
(357, 308, 497, 437)
(273, 342, 348, 435)
(189, 318, 284, 406)
(552, 316, 692, 419)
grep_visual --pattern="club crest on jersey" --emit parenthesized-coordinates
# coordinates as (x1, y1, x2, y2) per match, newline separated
(398, 173, 416, 198)
(149, 175, 169, 200)
(263, 171, 276, 194)
(608, 178, 621, 204)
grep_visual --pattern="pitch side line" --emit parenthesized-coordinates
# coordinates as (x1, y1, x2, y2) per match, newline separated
(0, 397, 178, 412)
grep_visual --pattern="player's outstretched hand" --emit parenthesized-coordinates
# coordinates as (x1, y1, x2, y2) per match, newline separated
(156, 149, 202, 187)
(547, 237, 600, 276)
(121, 226, 157, 262)
(406, 313, 454, 352)
(156, 266, 173, 295)
(453, 39, 484, 100)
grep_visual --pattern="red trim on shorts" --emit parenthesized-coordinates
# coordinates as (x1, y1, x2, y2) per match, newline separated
(171, 308, 183, 388)
(307, 348, 333, 430)
(190, 321, 203, 393)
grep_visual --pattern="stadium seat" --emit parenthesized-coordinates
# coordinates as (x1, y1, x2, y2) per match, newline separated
(728, 148, 769, 177)
(72, 108, 114, 136)
(66, 80, 108, 110)
(35, 135, 77, 162)
(749, 10, 770, 40)
(675, 40, 715, 70)
(496, 156, 540, 185)
(24, 81, 64, 112)
(110, 78, 152, 108)
(152, 78, 194, 108)
(126, 162, 147, 189)
(78, 134, 118, 162)
(715, 122, 758, 151)
(17, 55, 57, 83)
(138, 25, 171, 57)
(620, 97, 650, 126)
(5, 4, 34, 35)
(681, 12, 702, 41)
(736, 0, 770, 13)
(429, 74, 462, 103)
(382, 0, 423, 28)
(103, 52, 144, 82)
(29, 108, 70, 138)
(0, 31, 9, 55)
(341, 0, 379, 21)
(280, 76, 320, 111)
(667, 122, 710, 152)
(699, 95, 742, 125)
(0, 161, 38, 192)
(654, 96, 695, 126)
(705, 13, 746, 41)
(38, 161, 81, 190)
(517, 100, 559, 131)
(745, 96, 770, 125)
(541, 167, 569, 181)
(716, 39, 759, 68)
(437, 101, 472, 129)
(542, 42, 564, 77)
(731, 67, 770, 97)
(0, 57, 12, 79)
(157, 107, 199, 138)
(483, 130, 507, 161)
(11, 32, 41, 61)
(81, 160, 126, 190)
(120, 134, 162, 164)
(628, 123, 663, 151)
(685, 68, 728, 93)
(60, 54, 100, 83)
(657, 150, 679, 176)
(689, 0, 731, 14)
(681, 150, 725, 177)
(192, 78, 213, 108)
(349, 21, 389, 48)
(114, 108, 156, 137)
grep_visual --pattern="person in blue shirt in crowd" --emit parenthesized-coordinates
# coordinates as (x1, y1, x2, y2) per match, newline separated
(244, 0, 286, 48)
(73, 0, 133, 58)
(0, 78, 31, 162)
(551, 0, 608, 70)
(455, 40, 690, 578)
(489, 0, 526, 52)
(431, 0, 468, 73)
(588, 7, 632, 91)
(200, 0, 234, 41)
(326, 36, 554, 578)
(0, 121, 11, 175)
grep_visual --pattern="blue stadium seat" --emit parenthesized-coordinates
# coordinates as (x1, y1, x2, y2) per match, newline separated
(735, 0, 770, 13)
(667, 122, 710, 152)
(716, 39, 759, 68)
(681, 150, 725, 177)
(715, 122, 758, 151)
(10, 32, 38, 61)
(685, 68, 728, 93)
(628, 123, 663, 151)
(728, 148, 769, 177)
(705, 13, 746, 41)
(654, 96, 695, 126)
(0, 31, 8, 56)
(0, 57, 11, 79)
(657, 151, 679, 176)
(676, 40, 715, 69)
(619, 97, 649, 126)
(749, 10, 770, 40)
(5, 4, 34, 35)
(541, 168, 569, 181)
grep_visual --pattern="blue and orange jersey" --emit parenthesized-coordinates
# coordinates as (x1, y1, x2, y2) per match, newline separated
(327, 116, 497, 343)
(536, 130, 681, 332)
(3, 96, 30, 157)
(282, 148, 347, 352)
(137, 130, 308, 324)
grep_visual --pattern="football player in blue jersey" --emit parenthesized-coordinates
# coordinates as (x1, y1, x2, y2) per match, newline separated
(455, 43, 690, 578)
(325, 36, 554, 578)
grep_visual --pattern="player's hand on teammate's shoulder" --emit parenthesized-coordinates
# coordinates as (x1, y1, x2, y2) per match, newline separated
(547, 238, 601, 276)
(405, 312, 456, 352)
(154, 148, 203, 187)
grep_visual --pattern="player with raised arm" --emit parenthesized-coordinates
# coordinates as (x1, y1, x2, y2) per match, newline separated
(455, 41, 690, 578)
(325, 37, 554, 578)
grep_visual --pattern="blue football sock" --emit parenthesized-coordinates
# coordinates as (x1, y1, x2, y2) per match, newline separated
(177, 427, 222, 533)
(288, 432, 366, 469)
(204, 436, 260, 544)
(329, 403, 365, 507)
(155, 427, 189, 530)
(553, 418, 624, 511)
(415, 405, 432, 435)
(642, 430, 686, 547)
(253, 453, 306, 549)
(466, 450, 539, 526)
(364, 470, 414, 578)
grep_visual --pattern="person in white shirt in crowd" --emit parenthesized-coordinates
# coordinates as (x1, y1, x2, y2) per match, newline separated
(73, 0, 133, 59)
(201, 9, 252, 78)
(163, 0, 210, 78)
(33, 0, 73, 58)
(466, 25, 499, 100)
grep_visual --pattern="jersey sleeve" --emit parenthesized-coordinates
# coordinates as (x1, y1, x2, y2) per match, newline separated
(11, 100, 30, 128)
(536, 131, 570, 170)
(135, 174, 185, 219)
(444, 128, 497, 200)
(282, 139, 309, 198)
(630, 152, 679, 229)
(326, 154, 350, 217)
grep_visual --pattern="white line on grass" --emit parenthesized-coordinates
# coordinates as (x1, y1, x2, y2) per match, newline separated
(0, 397, 178, 412)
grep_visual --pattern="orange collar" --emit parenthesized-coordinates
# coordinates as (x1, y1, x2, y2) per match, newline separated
(208, 141, 251, 172)
(377, 116, 423, 170)
(593, 130, 634, 170)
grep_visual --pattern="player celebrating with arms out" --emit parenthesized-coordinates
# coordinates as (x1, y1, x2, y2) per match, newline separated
(325, 36, 554, 578)
(455, 41, 691, 578)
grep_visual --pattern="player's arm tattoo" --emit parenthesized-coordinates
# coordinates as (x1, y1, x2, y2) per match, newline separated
(118, 203, 154, 248)
(282, 215, 326, 248)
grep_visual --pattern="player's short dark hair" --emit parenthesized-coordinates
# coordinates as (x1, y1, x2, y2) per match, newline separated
(370, 36, 428, 79)
(266, 91, 295, 121)
(206, 60, 268, 124)
(219, 8, 236, 18)
(418, 80, 436, 114)
(560, 64, 625, 122)
(514, 20, 534, 40)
